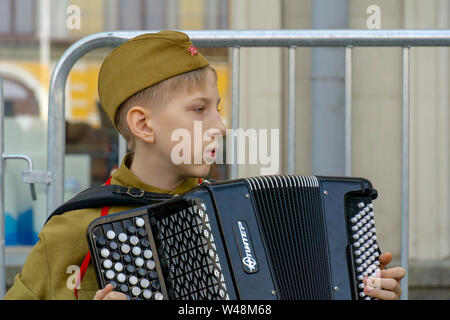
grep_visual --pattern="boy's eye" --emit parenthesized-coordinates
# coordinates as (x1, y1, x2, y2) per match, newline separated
(193, 106, 205, 112)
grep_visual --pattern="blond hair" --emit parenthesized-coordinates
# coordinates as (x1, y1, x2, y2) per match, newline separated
(115, 66, 217, 150)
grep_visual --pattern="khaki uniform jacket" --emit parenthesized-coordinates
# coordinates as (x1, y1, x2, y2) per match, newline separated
(4, 153, 200, 300)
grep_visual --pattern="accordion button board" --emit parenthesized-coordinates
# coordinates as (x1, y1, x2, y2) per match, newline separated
(88, 212, 168, 300)
(346, 199, 381, 300)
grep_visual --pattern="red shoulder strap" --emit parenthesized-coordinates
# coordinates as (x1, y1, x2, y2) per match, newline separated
(74, 176, 112, 299)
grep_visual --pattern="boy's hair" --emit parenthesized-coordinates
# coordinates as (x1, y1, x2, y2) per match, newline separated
(115, 66, 217, 150)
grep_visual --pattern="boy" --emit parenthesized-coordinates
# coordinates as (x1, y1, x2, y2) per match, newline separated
(4, 30, 405, 300)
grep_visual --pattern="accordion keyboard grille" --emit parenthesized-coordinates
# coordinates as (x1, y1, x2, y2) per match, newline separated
(154, 202, 229, 300)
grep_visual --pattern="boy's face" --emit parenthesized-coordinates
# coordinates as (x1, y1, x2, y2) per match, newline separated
(149, 69, 226, 178)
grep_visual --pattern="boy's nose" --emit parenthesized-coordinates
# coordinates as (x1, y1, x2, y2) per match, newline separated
(203, 118, 226, 143)
(215, 118, 226, 136)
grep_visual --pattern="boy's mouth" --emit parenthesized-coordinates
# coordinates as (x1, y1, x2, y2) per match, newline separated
(206, 148, 216, 158)
(204, 146, 216, 160)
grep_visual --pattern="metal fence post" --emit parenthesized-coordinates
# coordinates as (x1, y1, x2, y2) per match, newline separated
(0, 75, 5, 299)
(345, 46, 353, 177)
(401, 46, 411, 300)
(287, 46, 296, 175)
(230, 46, 240, 179)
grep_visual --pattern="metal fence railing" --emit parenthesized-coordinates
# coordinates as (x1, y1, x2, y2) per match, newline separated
(2, 29, 450, 300)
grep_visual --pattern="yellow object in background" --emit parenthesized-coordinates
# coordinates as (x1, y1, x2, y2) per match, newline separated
(69, 62, 101, 127)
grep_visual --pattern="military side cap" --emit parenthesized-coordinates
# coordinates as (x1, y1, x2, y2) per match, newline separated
(98, 30, 210, 128)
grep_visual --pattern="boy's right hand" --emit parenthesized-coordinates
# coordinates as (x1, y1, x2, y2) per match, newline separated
(93, 284, 128, 300)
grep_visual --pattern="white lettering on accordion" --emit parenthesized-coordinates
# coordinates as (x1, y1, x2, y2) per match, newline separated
(237, 221, 258, 273)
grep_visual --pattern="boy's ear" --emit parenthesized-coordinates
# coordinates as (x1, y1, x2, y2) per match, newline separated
(126, 106, 155, 144)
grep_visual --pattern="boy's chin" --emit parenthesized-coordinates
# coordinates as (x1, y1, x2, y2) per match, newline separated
(180, 163, 211, 178)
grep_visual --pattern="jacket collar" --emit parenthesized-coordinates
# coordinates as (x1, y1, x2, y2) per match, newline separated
(110, 152, 200, 195)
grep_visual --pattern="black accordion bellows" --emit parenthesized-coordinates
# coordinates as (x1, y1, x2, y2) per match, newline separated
(87, 175, 380, 300)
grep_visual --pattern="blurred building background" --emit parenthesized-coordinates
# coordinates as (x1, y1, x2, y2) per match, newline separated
(0, 0, 449, 299)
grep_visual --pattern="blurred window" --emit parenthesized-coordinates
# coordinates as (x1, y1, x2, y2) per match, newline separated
(0, 0, 35, 38)
(119, 0, 166, 30)
(117, 0, 228, 30)
(3, 78, 40, 116)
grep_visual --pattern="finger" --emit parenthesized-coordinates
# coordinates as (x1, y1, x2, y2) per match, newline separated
(380, 267, 406, 281)
(365, 277, 402, 297)
(93, 284, 113, 300)
(378, 252, 392, 270)
(364, 286, 399, 300)
(103, 291, 128, 300)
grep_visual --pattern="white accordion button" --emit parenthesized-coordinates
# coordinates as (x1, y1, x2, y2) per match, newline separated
(146, 260, 156, 270)
(132, 287, 141, 297)
(129, 276, 138, 286)
(154, 292, 164, 300)
(143, 290, 152, 299)
(121, 244, 130, 254)
(135, 257, 144, 267)
(130, 236, 139, 246)
(118, 233, 127, 242)
(143, 250, 153, 259)
(114, 263, 123, 272)
(140, 279, 150, 289)
(135, 217, 145, 227)
(106, 230, 116, 240)
(103, 259, 112, 269)
(132, 246, 141, 256)
(100, 248, 110, 258)
(117, 273, 126, 283)
(105, 270, 115, 280)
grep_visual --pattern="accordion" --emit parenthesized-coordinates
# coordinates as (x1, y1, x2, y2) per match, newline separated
(87, 175, 381, 300)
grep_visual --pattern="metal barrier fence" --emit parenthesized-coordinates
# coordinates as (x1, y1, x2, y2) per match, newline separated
(2, 29, 450, 300)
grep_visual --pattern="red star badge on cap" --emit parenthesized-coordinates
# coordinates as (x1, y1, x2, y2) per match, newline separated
(187, 44, 199, 56)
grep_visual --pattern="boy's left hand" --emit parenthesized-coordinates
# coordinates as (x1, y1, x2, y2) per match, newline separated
(362, 252, 406, 300)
